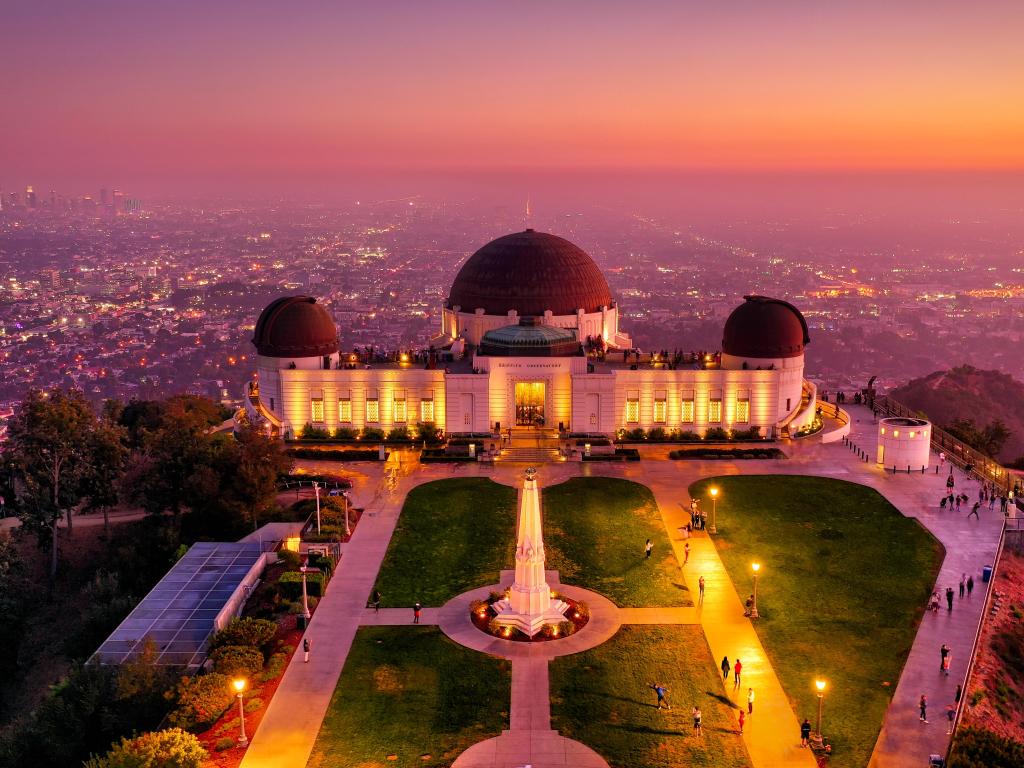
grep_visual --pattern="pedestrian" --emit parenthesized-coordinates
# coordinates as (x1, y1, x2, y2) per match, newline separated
(692, 706, 703, 735)
(939, 452, 946, 468)
(645, 539, 653, 559)
(684, 542, 690, 565)
(698, 576, 705, 601)
(650, 683, 670, 710)
(946, 473, 955, 491)
(413, 601, 422, 623)
(747, 687, 755, 714)
(371, 589, 382, 612)
(734, 658, 742, 686)
(967, 575, 974, 596)
(303, 636, 311, 662)
(989, 494, 996, 511)
(968, 502, 980, 520)
(940, 643, 950, 671)
(959, 575, 965, 599)
(919, 694, 928, 723)
(738, 709, 746, 734)
(800, 718, 811, 747)
(721, 656, 731, 680)
(946, 703, 956, 734)
(955, 684, 962, 703)
(946, 587, 954, 611)
(943, 649, 952, 675)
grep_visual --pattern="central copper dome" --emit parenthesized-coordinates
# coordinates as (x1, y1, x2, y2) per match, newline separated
(447, 230, 613, 316)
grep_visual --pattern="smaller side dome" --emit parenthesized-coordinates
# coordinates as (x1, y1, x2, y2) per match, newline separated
(253, 296, 337, 358)
(722, 295, 809, 359)
(479, 317, 582, 357)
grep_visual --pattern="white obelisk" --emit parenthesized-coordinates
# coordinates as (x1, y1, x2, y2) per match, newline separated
(493, 467, 568, 636)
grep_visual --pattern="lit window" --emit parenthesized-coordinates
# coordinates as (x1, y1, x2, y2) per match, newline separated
(394, 398, 407, 423)
(366, 399, 379, 423)
(736, 399, 750, 424)
(709, 399, 722, 423)
(893, 430, 899, 438)
(626, 399, 639, 423)
(909, 431, 916, 438)
(310, 398, 324, 423)
(653, 399, 666, 423)
(881, 427, 886, 435)
(338, 399, 352, 423)
(681, 399, 694, 423)
(420, 400, 434, 422)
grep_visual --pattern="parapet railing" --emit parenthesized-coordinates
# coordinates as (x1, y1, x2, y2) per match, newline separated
(873, 395, 1015, 493)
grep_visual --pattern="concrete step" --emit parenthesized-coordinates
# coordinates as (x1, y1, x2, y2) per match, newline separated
(497, 447, 563, 463)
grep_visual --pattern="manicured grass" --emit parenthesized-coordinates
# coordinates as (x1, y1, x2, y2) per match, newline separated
(550, 625, 751, 768)
(307, 627, 510, 768)
(690, 475, 944, 768)
(543, 477, 690, 607)
(374, 478, 516, 606)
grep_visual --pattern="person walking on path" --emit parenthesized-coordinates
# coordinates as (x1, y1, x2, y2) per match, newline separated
(946, 587, 955, 611)
(967, 575, 974, 596)
(968, 502, 980, 520)
(645, 539, 653, 559)
(650, 683, 670, 709)
(684, 542, 690, 565)
(692, 707, 703, 735)
(698, 576, 705, 602)
(942, 648, 952, 676)
(946, 704, 956, 734)
(919, 694, 929, 723)
(734, 658, 743, 686)
(371, 589, 382, 612)
(940, 643, 950, 671)
(303, 637, 311, 663)
(959, 575, 966, 599)
(800, 718, 811, 747)
(747, 687, 755, 714)
(955, 684, 962, 703)
(721, 656, 731, 681)
(413, 601, 422, 624)
(738, 709, 746, 734)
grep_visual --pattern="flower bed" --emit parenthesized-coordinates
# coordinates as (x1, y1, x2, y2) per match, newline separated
(469, 592, 589, 642)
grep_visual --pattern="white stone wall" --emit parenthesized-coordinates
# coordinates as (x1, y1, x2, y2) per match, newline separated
(721, 352, 804, 423)
(441, 304, 627, 347)
(877, 418, 931, 471)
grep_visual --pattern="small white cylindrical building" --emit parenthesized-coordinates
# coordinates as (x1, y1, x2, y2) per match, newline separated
(877, 417, 931, 471)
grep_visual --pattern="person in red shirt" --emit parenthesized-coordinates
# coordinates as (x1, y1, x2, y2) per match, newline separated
(734, 658, 743, 686)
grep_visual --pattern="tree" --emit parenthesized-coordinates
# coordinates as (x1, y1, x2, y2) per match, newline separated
(6, 388, 96, 584)
(82, 419, 129, 531)
(230, 422, 292, 531)
(980, 419, 1012, 458)
(83, 728, 207, 768)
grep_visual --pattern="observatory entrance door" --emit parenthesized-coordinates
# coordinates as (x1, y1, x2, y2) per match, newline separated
(515, 381, 546, 427)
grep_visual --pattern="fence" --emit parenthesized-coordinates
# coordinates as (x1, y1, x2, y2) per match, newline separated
(873, 395, 1016, 493)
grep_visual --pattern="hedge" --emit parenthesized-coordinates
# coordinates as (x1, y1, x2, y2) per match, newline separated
(668, 448, 786, 460)
(208, 617, 277, 652)
(167, 673, 235, 732)
(286, 448, 383, 461)
(83, 727, 207, 768)
(209, 645, 264, 678)
(278, 570, 326, 599)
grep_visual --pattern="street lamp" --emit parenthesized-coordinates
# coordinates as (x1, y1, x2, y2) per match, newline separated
(343, 490, 351, 537)
(708, 486, 719, 533)
(233, 678, 248, 747)
(750, 562, 760, 619)
(300, 565, 312, 619)
(312, 482, 321, 535)
(812, 679, 827, 747)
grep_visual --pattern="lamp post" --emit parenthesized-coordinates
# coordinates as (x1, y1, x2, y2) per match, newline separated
(343, 491, 351, 537)
(233, 678, 248, 747)
(750, 562, 760, 619)
(300, 565, 312, 619)
(312, 482, 321, 535)
(812, 679, 827, 747)
(708, 486, 719, 533)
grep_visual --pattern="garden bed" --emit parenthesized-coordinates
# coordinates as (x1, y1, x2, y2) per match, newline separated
(582, 448, 640, 461)
(469, 593, 589, 641)
(287, 447, 387, 461)
(668, 447, 786, 460)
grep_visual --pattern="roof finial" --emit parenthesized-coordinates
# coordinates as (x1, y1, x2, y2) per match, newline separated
(525, 194, 531, 227)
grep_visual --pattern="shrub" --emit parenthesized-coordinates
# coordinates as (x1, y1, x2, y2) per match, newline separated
(948, 726, 1024, 768)
(277, 548, 301, 568)
(386, 426, 410, 441)
(84, 728, 208, 768)
(732, 426, 762, 440)
(415, 422, 444, 444)
(166, 674, 234, 732)
(556, 620, 575, 636)
(704, 427, 729, 441)
(623, 427, 647, 441)
(209, 645, 264, 678)
(647, 427, 667, 442)
(258, 651, 288, 683)
(209, 617, 277, 652)
(298, 423, 331, 440)
(573, 600, 590, 620)
(304, 524, 345, 543)
(676, 430, 701, 442)
(279, 570, 326, 599)
(214, 737, 235, 752)
(359, 426, 385, 441)
(333, 426, 359, 440)
(244, 697, 263, 713)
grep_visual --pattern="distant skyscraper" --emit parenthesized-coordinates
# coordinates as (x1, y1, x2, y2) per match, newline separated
(41, 268, 61, 290)
(113, 189, 125, 215)
(25, 186, 37, 209)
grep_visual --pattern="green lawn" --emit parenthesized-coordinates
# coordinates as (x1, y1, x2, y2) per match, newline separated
(374, 478, 517, 606)
(307, 627, 510, 768)
(543, 477, 690, 606)
(689, 475, 944, 768)
(550, 625, 751, 768)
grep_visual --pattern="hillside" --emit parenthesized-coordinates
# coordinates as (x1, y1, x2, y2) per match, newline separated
(891, 365, 1024, 465)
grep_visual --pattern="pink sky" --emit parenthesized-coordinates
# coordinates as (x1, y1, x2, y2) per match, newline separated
(3, 2, 1023, 193)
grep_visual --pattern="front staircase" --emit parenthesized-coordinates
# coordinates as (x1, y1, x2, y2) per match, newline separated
(496, 446, 563, 463)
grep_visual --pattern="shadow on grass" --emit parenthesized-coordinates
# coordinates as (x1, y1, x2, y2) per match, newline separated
(612, 723, 686, 737)
(706, 690, 741, 709)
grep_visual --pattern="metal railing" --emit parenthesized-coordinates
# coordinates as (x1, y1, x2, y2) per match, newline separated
(873, 395, 1016, 493)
